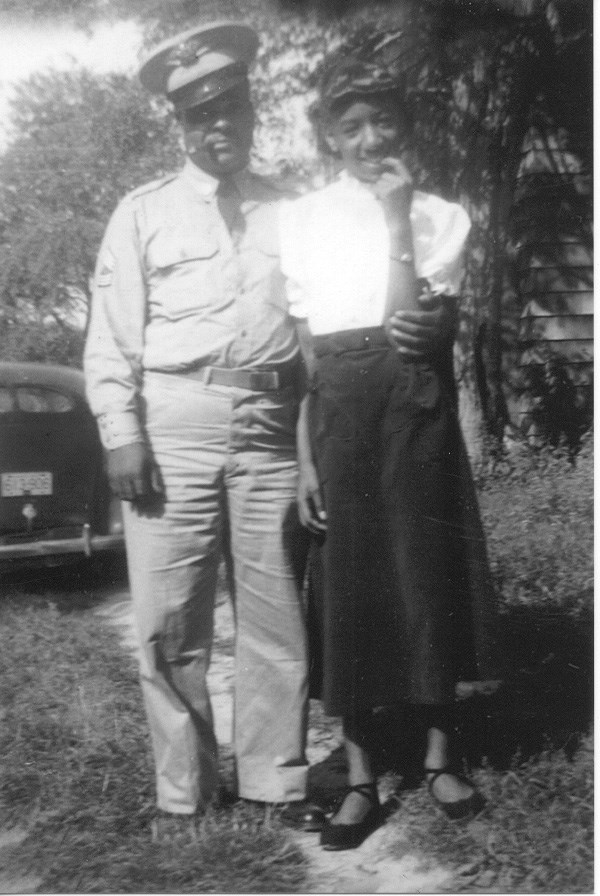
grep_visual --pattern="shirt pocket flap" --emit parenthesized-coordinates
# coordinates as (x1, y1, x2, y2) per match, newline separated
(148, 231, 219, 270)
(251, 231, 280, 257)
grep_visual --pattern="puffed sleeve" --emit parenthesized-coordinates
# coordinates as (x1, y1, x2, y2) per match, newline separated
(84, 197, 147, 449)
(411, 193, 471, 296)
(278, 198, 310, 320)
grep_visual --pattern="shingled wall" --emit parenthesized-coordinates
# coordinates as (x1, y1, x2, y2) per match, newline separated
(510, 125, 592, 432)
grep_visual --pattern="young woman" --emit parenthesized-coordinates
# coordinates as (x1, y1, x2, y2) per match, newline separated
(279, 52, 501, 850)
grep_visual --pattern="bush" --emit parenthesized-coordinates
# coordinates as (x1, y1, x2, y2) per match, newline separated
(478, 433, 593, 617)
(515, 356, 593, 457)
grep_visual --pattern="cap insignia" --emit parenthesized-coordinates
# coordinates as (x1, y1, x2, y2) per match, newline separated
(167, 37, 210, 69)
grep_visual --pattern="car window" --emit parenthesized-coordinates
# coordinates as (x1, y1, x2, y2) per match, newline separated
(15, 387, 76, 413)
(0, 387, 15, 412)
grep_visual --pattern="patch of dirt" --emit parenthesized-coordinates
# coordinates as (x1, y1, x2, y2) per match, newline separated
(0, 827, 42, 895)
(297, 823, 454, 894)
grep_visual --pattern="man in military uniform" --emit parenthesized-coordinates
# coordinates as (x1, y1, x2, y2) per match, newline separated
(84, 21, 450, 835)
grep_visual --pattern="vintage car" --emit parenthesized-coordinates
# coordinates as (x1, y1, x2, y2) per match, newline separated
(0, 362, 124, 564)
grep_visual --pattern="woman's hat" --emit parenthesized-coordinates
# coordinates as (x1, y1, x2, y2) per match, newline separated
(139, 21, 258, 111)
(318, 57, 403, 113)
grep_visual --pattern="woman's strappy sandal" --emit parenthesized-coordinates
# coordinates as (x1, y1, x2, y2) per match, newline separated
(425, 767, 486, 822)
(320, 782, 381, 851)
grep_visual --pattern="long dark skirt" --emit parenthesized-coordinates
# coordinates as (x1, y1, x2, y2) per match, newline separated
(307, 327, 500, 717)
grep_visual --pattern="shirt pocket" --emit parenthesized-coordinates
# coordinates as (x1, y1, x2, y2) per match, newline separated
(238, 228, 280, 265)
(148, 228, 220, 269)
(146, 229, 221, 319)
(249, 226, 280, 258)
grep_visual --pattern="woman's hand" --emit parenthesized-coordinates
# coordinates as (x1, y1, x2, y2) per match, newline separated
(297, 458, 327, 535)
(371, 157, 413, 227)
(296, 392, 326, 534)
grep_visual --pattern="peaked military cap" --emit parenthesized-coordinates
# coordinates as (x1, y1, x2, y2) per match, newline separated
(139, 21, 258, 111)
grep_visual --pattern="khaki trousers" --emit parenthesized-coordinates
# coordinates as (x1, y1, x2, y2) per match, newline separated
(123, 371, 309, 813)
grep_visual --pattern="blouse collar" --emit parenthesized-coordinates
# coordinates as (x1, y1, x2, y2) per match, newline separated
(337, 169, 378, 198)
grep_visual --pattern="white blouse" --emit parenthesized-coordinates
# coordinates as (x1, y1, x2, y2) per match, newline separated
(279, 171, 471, 336)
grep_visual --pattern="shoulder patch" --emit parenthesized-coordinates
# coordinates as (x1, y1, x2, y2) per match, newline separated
(96, 248, 115, 288)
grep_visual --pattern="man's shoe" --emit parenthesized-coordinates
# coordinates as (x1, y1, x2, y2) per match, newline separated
(278, 799, 327, 832)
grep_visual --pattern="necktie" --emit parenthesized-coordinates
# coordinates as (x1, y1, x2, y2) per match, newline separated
(216, 178, 243, 238)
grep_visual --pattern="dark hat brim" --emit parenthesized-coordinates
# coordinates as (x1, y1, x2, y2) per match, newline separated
(171, 63, 249, 111)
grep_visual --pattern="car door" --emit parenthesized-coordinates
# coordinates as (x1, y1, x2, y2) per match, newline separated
(0, 383, 102, 537)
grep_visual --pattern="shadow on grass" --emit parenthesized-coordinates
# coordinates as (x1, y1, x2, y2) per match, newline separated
(307, 603, 592, 796)
(0, 552, 129, 611)
(459, 606, 593, 769)
(0, 555, 236, 617)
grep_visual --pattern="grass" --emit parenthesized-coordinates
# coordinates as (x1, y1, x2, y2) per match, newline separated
(0, 591, 307, 893)
(480, 433, 593, 618)
(0, 436, 593, 893)
(384, 736, 593, 894)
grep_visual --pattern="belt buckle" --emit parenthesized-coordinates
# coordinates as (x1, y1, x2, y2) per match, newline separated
(201, 367, 214, 386)
(249, 370, 278, 391)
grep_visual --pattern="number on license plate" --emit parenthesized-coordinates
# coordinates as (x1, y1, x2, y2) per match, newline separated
(1, 472, 53, 497)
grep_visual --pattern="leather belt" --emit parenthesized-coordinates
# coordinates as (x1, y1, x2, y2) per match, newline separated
(176, 364, 298, 392)
(312, 326, 390, 357)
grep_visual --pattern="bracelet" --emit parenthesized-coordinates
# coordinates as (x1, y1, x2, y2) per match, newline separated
(389, 251, 414, 264)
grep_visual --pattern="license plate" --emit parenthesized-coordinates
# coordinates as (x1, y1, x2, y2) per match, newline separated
(1, 472, 53, 497)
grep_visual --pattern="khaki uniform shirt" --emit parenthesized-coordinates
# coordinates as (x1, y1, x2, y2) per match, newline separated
(84, 159, 298, 449)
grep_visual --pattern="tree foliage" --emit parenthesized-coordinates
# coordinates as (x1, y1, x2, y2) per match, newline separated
(0, 0, 591, 455)
(0, 69, 180, 363)
(431, 0, 592, 444)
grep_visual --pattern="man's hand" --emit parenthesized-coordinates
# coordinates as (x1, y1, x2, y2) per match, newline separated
(386, 288, 456, 359)
(107, 442, 163, 502)
(297, 459, 327, 535)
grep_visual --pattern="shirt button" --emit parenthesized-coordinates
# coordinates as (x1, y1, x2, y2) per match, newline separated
(241, 330, 247, 337)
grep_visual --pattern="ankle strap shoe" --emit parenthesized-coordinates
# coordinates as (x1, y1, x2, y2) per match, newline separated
(320, 782, 381, 851)
(425, 766, 486, 822)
